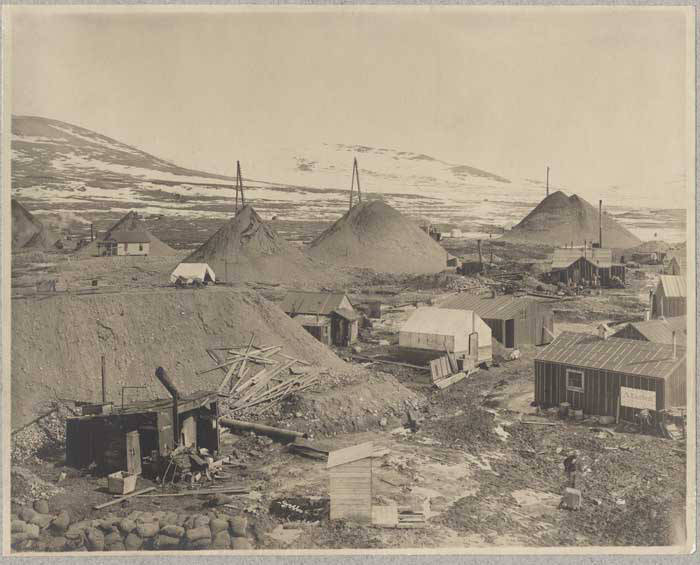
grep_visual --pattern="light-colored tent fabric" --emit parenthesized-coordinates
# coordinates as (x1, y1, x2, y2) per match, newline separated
(399, 307, 491, 355)
(170, 263, 216, 284)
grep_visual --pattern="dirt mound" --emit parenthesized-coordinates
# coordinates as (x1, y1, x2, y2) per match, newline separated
(503, 191, 641, 249)
(307, 200, 448, 274)
(12, 199, 59, 251)
(78, 210, 177, 256)
(625, 240, 672, 254)
(183, 205, 332, 286)
(11, 287, 346, 430)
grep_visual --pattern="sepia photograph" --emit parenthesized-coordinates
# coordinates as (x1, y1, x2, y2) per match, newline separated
(3, 5, 695, 556)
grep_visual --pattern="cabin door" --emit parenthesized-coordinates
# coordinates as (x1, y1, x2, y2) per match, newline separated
(468, 332, 479, 363)
(125, 431, 142, 476)
(505, 320, 515, 348)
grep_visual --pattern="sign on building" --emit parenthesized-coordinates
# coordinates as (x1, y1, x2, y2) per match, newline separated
(620, 387, 656, 410)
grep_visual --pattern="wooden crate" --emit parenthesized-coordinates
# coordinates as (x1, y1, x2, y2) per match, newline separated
(107, 471, 138, 495)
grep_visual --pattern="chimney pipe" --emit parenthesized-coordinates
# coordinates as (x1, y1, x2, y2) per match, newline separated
(546, 166, 550, 197)
(672, 331, 677, 360)
(155, 367, 180, 446)
(101, 355, 106, 404)
(477, 239, 483, 272)
(599, 200, 603, 248)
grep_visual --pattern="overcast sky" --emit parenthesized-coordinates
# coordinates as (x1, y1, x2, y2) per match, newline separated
(10, 6, 693, 207)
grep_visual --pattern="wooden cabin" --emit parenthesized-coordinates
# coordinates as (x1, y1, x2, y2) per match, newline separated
(327, 442, 374, 523)
(280, 291, 359, 346)
(97, 230, 150, 256)
(65, 391, 219, 474)
(439, 293, 555, 348)
(612, 316, 686, 345)
(651, 276, 687, 319)
(534, 332, 686, 421)
(549, 248, 624, 286)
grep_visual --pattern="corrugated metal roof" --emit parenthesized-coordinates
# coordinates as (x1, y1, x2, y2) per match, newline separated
(613, 316, 687, 344)
(107, 230, 151, 243)
(551, 248, 612, 270)
(658, 275, 687, 298)
(535, 331, 685, 379)
(280, 291, 349, 315)
(400, 307, 480, 337)
(327, 441, 374, 469)
(438, 293, 542, 320)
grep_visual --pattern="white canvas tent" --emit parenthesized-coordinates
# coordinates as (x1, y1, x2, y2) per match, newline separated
(170, 263, 216, 284)
(399, 307, 492, 363)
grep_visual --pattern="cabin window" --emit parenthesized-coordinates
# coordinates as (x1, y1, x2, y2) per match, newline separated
(566, 369, 584, 392)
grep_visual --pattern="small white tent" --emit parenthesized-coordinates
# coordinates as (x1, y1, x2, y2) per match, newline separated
(399, 307, 492, 363)
(170, 263, 216, 284)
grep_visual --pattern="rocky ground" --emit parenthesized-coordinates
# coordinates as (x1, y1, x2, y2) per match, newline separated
(9, 239, 687, 552)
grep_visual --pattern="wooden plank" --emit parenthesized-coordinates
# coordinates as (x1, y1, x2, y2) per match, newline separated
(434, 371, 467, 389)
(94, 487, 156, 509)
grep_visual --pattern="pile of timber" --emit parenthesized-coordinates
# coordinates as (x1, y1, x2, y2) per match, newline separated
(430, 349, 477, 389)
(200, 337, 317, 413)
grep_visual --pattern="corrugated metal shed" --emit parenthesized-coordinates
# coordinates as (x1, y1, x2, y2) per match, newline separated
(439, 293, 538, 320)
(551, 248, 612, 269)
(659, 275, 687, 298)
(280, 291, 350, 316)
(613, 316, 687, 344)
(535, 332, 685, 379)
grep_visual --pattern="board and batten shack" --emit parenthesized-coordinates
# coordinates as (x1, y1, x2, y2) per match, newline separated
(534, 331, 686, 421)
(327, 441, 374, 523)
(651, 275, 687, 319)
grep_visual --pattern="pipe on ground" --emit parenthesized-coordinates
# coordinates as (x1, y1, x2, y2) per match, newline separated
(219, 417, 308, 440)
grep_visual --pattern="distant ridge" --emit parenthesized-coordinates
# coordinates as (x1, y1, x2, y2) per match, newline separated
(307, 199, 448, 274)
(503, 191, 642, 249)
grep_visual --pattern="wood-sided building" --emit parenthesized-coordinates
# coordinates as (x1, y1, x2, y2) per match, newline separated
(651, 275, 687, 319)
(439, 293, 555, 348)
(280, 291, 360, 347)
(327, 441, 374, 523)
(534, 332, 686, 421)
(549, 248, 625, 287)
(612, 316, 686, 345)
(65, 390, 220, 474)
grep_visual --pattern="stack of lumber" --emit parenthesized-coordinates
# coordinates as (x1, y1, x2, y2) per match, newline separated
(397, 506, 426, 528)
(201, 337, 317, 414)
(430, 349, 477, 389)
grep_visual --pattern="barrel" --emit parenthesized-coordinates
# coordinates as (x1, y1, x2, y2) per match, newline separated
(559, 402, 570, 419)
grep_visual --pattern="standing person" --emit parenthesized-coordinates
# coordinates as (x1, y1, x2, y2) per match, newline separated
(563, 451, 579, 488)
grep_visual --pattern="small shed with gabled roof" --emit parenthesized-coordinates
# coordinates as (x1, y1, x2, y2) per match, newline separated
(280, 291, 359, 346)
(651, 275, 687, 319)
(327, 441, 374, 523)
(612, 316, 686, 345)
(534, 331, 686, 421)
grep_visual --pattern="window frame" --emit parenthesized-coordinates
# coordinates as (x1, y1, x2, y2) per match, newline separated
(566, 369, 585, 393)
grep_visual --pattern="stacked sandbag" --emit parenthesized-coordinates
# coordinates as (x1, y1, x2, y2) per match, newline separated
(11, 498, 256, 553)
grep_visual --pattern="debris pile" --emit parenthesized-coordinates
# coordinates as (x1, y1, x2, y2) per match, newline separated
(203, 340, 320, 414)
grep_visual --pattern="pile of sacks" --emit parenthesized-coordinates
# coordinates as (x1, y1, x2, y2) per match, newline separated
(11, 499, 254, 552)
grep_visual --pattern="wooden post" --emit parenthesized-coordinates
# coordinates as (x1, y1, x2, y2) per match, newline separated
(616, 394, 620, 424)
(546, 166, 549, 197)
(354, 158, 362, 203)
(235, 161, 240, 213)
(101, 355, 106, 404)
(477, 239, 482, 272)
